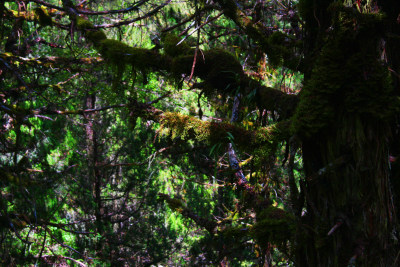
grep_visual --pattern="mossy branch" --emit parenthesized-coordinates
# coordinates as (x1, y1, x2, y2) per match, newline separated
(251, 79, 299, 119)
(129, 102, 292, 148)
(66, 10, 300, 117)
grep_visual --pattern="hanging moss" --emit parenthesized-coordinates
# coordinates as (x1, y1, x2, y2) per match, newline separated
(216, 0, 239, 22)
(264, 31, 302, 69)
(75, 17, 107, 46)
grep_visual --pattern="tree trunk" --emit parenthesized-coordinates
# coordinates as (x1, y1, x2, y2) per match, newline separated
(295, 1, 398, 265)
(85, 93, 103, 235)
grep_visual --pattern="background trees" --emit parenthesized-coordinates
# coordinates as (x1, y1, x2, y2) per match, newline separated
(1, 0, 400, 266)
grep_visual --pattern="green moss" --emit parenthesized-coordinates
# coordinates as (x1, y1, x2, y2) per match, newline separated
(161, 33, 244, 94)
(251, 206, 295, 247)
(86, 30, 107, 44)
(296, 0, 313, 22)
(159, 193, 186, 212)
(166, 198, 186, 211)
(161, 33, 193, 57)
(293, 9, 397, 138)
(255, 121, 291, 143)
(98, 39, 163, 71)
(76, 16, 94, 30)
(266, 32, 299, 67)
(161, 112, 213, 142)
(74, 16, 107, 45)
(74, 16, 168, 86)
(159, 112, 289, 150)
(172, 48, 243, 95)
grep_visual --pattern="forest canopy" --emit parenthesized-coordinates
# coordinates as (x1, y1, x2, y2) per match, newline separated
(1, 0, 400, 266)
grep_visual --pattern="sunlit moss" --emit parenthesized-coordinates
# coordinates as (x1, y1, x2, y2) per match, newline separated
(161, 112, 213, 142)
(158, 112, 290, 150)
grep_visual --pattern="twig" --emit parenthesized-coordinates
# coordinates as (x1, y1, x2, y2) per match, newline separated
(146, 91, 171, 105)
(39, 255, 87, 267)
(327, 221, 343, 236)
(93, 0, 171, 29)
(38, 226, 47, 262)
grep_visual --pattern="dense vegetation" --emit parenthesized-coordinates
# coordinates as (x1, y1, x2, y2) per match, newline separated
(1, 0, 400, 266)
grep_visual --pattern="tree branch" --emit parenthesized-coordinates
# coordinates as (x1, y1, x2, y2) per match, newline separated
(92, 0, 171, 29)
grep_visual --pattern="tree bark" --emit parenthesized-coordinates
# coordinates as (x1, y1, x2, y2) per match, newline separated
(294, 1, 398, 265)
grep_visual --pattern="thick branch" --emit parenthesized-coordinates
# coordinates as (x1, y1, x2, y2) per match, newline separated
(130, 103, 291, 149)
(254, 80, 299, 119)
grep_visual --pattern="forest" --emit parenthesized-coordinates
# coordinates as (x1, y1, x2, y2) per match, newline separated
(1, 0, 400, 266)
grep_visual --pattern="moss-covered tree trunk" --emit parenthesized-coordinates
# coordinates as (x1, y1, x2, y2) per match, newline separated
(294, 1, 399, 266)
